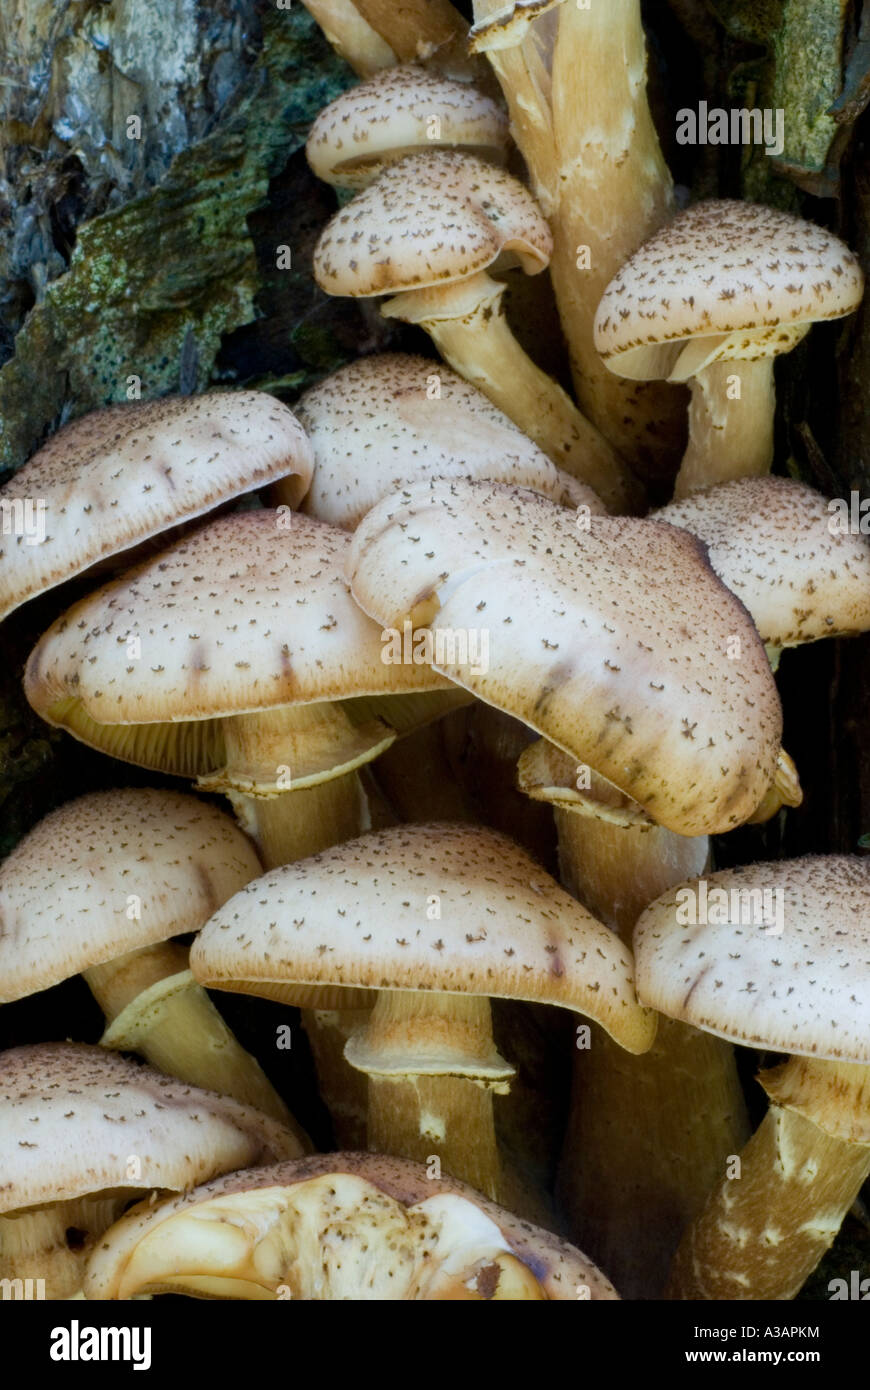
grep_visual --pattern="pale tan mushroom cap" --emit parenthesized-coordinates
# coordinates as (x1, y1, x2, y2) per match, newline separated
(0, 392, 314, 622)
(191, 823, 655, 1054)
(0, 789, 261, 1002)
(594, 200, 864, 379)
(313, 150, 552, 298)
(283, 353, 603, 527)
(0, 1042, 303, 1214)
(306, 66, 509, 189)
(83, 1152, 619, 1300)
(634, 855, 870, 1063)
(24, 511, 454, 777)
(347, 479, 782, 836)
(655, 477, 870, 648)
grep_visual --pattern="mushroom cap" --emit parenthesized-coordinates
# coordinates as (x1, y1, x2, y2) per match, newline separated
(469, 0, 565, 54)
(313, 150, 552, 298)
(0, 788, 262, 1003)
(306, 65, 509, 188)
(347, 479, 783, 836)
(594, 200, 864, 381)
(83, 1151, 619, 1300)
(634, 855, 870, 1064)
(0, 1042, 303, 1214)
(0, 392, 314, 622)
(191, 822, 655, 1055)
(655, 477, 870, 648)
(24, 510, 456, 779)
(280, 353, 604, 527)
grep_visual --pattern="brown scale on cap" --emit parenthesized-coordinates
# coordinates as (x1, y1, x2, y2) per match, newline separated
(306, 65, 509, 188)
(0, 392, 314, 623)
(191, 822, 654, 1054)
(656, 477, 870, 651)
(314, 148, 550, 297)
(595, 199, 864, 375)
(83, 1151, 619, 1300)
(347, 478, 783, 835)
(0, 788, 261, 1003)
(280, 353, 604, 528)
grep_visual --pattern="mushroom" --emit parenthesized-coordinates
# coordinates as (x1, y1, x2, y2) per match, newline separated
(306, 65, 509, 189)
(346, 476, 790, 1295)
(594, 200, 865, 500)
(0, 787, 298, 1125)
(273, 353, 604, 529)
(634, 855, 870, 1300)
(190, 822, 655, 1204)
(655, 476, 870, 667)
(468, 0, 686, 479)
(347, 478, 783, 834)
(83, 1152, 619, 1300)
(23, 510, 463, 869)
(313, 150, 640, 511)
(23, 509, 465, 1142)
(0, 391, 313, 622)
(0, 1042, 303, 1298)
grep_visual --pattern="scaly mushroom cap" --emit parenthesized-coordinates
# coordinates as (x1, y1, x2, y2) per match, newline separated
(347, 479, 783, 836)
(634, 855, 870, 1064)
(594, 200, 864, 381)
(0, 1042, 303, 1213)
(281, 353, 604, 527)
(191, 823, 655, 1054)
(83, 1151, 619, 1300)
(468, 0, 565, 54)
(0, 789, 262, 1002)
(313, 150, 552, 298)
(655, 477, 870, 648)
(306, 65, 509, 188)
(0, 392, 314, 622)
(24, 511, 457, 780)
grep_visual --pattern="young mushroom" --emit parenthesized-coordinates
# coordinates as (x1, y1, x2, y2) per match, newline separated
(273, 353, 604, 529)
(0, 788, 297, 1126)
(313, 151, 640, 511)
(306, 65, 509, 189)
(634, 855, 870, 1300)
(190, 823, 655, 1206)
(83, 1152, 619, 1300)
(0, 391, 313, 623)
(345, 476, 790, 1295)
(0, 1043, 303, 1298)
(594, 200, 865, 500)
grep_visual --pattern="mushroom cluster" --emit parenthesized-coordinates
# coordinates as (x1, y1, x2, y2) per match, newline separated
(1, 0, 868, 1305)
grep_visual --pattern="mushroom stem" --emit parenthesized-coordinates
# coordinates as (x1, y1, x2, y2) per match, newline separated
(667, 1058, 870, 1300)
(0, 1195, 131, 1299)
(472, 0, 685, 478)
(553, 804, 751, 1299)
(382, 272, 641, 512)
(85, 945, 293, 1126)
(672, 358, 776, 500)
(212, 703, 383, 1146)
(346, 990, 512, 1201)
